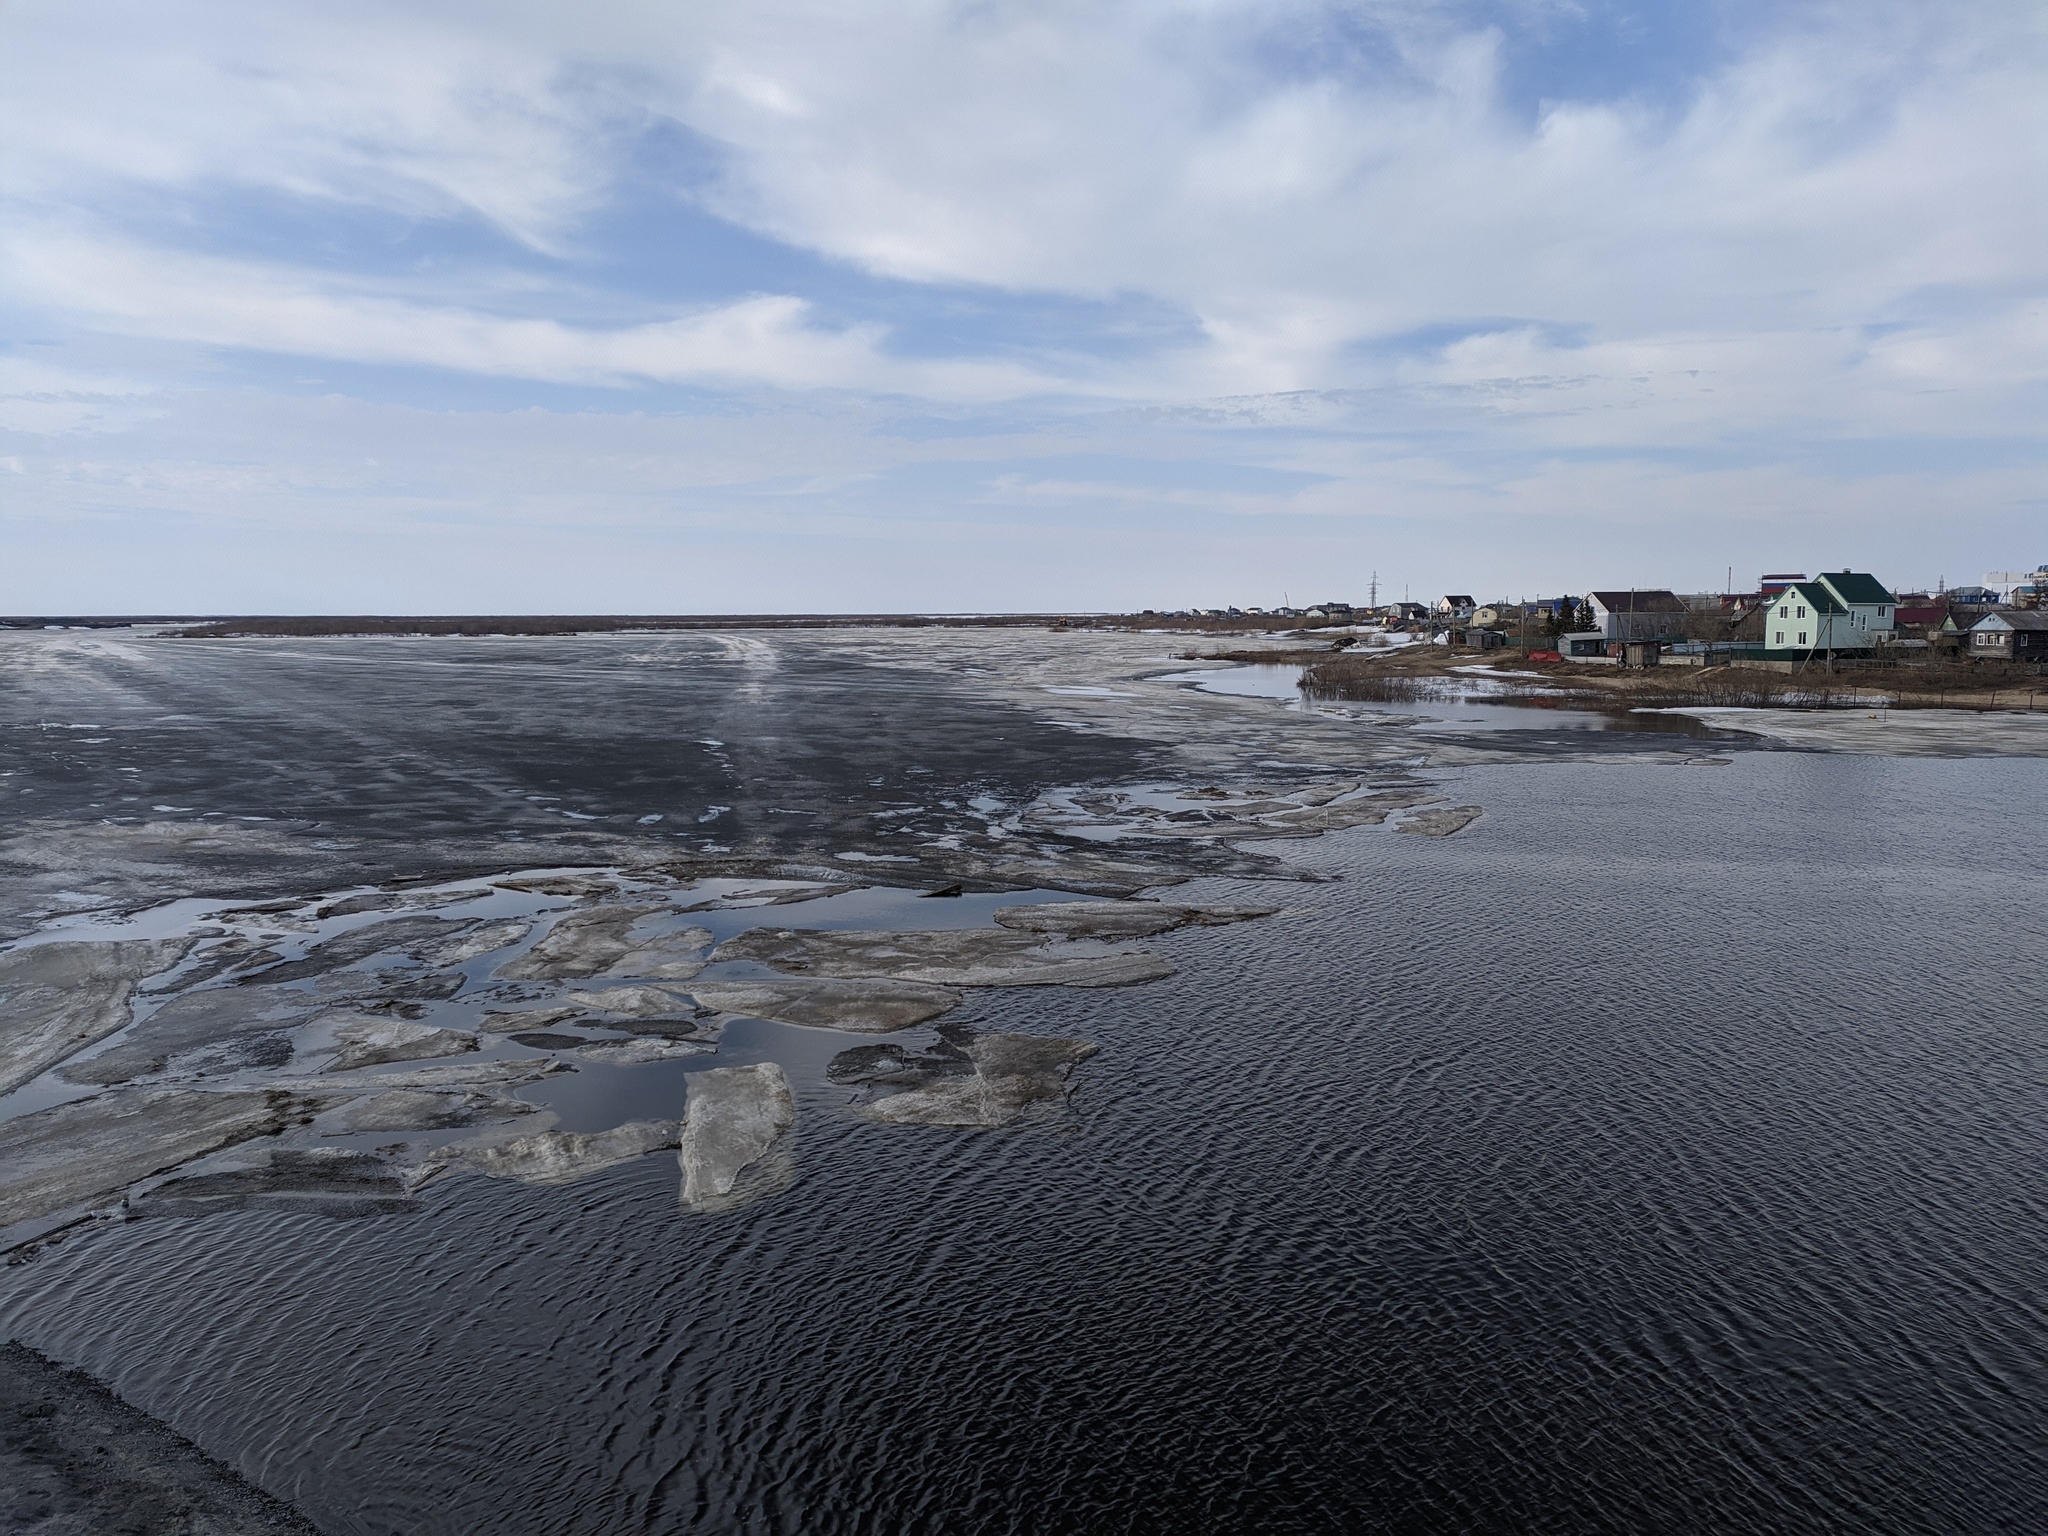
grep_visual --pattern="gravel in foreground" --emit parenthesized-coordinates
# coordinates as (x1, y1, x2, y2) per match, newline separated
(0, 1339, 319, 1534)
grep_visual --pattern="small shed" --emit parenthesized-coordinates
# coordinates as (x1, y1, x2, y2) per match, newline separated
(1620, 640, 1663, 669)
(1557, 631, 1613, 660)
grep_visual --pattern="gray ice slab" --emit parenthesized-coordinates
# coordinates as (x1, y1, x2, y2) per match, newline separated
(59, 984, 321, 1086)
(322, 1020, 479, 1073)
(0, 936, 195, 1095)
(575, 1037, 714, 1065)
(235, 915, 478, 985)
(314, 1088, 536, 1135)
(0, 1087, 315, 1229)
(600, 924, 714, 980)
(495, 905, 669, 981)
(408, 918, 535, 967)
(688, 977, 962, 1033)
(126, 1148, 418, 1218)
(678, 1063, 796, 1211)
(832, 1025, 1097, 1129)
(1396, 805, 1483, 836)
(267, 1058, 571, 1094)
(991, 900, 1277, 937)
(712, 926, 1174, 987)
(420, 1120, 682, 1186)
(560, 984, 696, 1018)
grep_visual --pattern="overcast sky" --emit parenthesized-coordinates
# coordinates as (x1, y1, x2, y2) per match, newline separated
(3, 0, 2043, 613)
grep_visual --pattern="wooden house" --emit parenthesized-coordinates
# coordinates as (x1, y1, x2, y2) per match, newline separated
(1967, 611, 2048, 661)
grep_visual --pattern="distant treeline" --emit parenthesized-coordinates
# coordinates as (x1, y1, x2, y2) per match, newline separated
(162, 615, 1070, 638)
(7, 612, 1340, 639)
(0, 617, 169, 629)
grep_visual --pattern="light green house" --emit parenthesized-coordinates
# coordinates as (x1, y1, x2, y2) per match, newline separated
(1760, 571, 1897, 660)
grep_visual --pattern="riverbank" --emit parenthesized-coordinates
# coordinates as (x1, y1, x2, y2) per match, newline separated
(1293, 640, 2048, 715)
(1172, 636, 2048, 755)
(1, 1339, 317, 1534)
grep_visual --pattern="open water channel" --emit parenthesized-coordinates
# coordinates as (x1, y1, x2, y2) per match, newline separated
(2, 628, 2045, 1534)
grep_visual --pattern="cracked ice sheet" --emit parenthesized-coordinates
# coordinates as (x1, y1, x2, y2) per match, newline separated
(0, 627, 1458, 943)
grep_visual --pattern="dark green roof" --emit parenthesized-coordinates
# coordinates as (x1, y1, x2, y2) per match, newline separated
(1817, 571, 1895, 606)
(1784, 582, 1845, 615)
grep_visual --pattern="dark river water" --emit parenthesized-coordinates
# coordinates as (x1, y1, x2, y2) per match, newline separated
(6, 750, 2046, 1534)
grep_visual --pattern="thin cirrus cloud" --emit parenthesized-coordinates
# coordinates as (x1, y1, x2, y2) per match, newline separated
(0, 0, 2043, 611)
(1, 228, 1062, 399)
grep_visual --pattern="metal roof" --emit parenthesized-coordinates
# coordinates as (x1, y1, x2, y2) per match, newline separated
(1815, 571, 1896, 606)
(1780, 582, 1846, 615)
(1587, 590, 1686, 612)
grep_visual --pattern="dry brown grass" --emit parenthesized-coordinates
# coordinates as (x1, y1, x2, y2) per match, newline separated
(1176, 645, 1352, 665)
(1300, 651, 2048, 713)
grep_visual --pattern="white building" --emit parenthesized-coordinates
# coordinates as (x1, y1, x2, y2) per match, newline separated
(1585, 590, 1688, 641)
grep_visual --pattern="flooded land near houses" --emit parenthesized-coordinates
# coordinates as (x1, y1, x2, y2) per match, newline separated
(3, 624, 2047, 1534)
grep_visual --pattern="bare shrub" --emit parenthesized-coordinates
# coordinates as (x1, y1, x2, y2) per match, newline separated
(1299, 664, 1451, 702)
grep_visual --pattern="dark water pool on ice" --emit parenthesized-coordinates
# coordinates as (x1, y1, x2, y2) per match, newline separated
(1162, 662, 1746, 741)
(5, 753, 2048, 1534)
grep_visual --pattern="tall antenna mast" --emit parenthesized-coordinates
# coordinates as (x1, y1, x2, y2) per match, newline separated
(1369, 570, 1378, 608)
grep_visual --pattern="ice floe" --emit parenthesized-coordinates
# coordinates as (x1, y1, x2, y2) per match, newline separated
(991, 900, 1276, 938)
(322, 1019, 479, 1073)
(829, 1025, 1097, 1129)
(689, 977, 962, 1033)
(1395, 805, 1483, 836)
(0, 936, 195, 1095)
(418, 1120, 683, 1187)
(678, 1063, 796, 1212)
(494, 905, 670, 981)
(713, 925, 1174, 988)
(0, 1087, 318, 1229)
(129, 1148, 419, 1218)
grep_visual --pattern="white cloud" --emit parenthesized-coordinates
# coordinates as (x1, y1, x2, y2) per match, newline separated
(1, 228, 1059, 398)
(0, 0, 2042, 606)
(0, 355, 164, 436)
(664, 0, 2048, 341)
(3, 0, 2042, 411)
(0, 0, 609, 249)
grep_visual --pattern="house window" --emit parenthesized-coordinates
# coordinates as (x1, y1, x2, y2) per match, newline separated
(1879, 606, 1888, 616)
(1798, 632, 1808, 644)
(1796, 605, 1807, 618)
(1778, 604, 1789, 617)
(1774, 630, 1784, 643)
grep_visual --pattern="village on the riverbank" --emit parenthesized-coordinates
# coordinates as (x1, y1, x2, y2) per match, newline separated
(1150, 563, 2048, 675)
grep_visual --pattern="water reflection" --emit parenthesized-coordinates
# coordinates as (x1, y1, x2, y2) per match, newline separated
(1159, 664, 1745, 740)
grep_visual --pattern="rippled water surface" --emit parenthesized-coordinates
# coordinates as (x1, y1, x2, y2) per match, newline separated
(7, 753, 2048, 1534)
